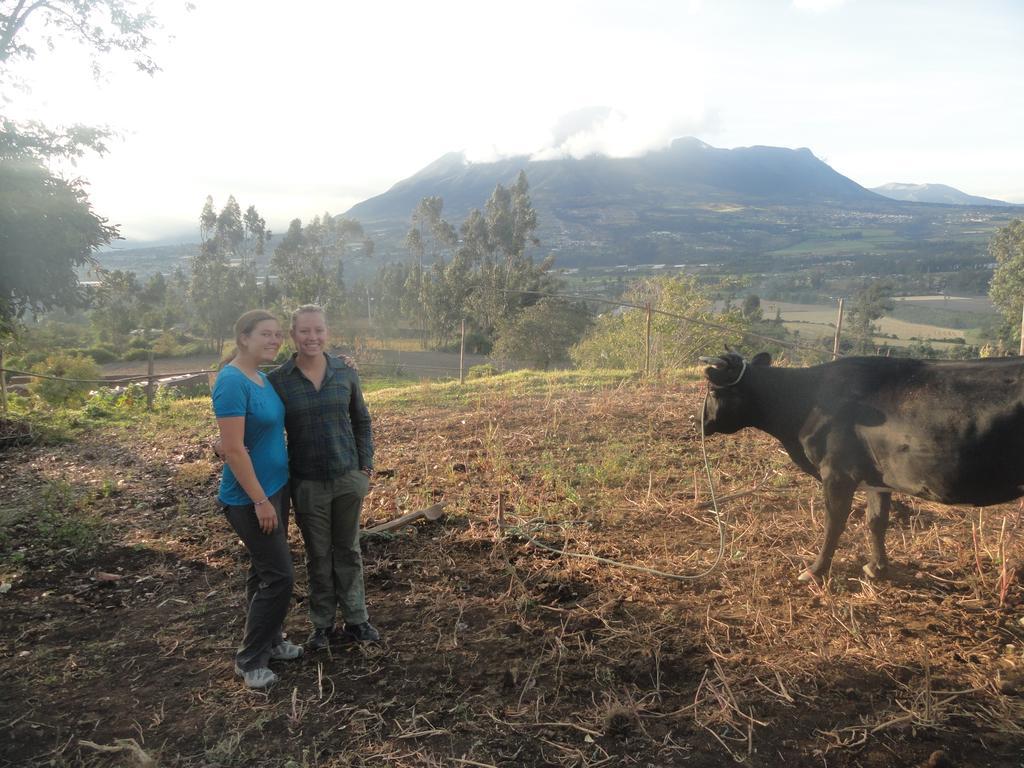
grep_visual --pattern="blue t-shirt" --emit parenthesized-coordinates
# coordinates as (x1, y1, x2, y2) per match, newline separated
(212, 365, 289, 506)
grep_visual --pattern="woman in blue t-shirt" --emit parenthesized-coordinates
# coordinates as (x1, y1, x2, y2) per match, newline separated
(212, 309, 302, 689)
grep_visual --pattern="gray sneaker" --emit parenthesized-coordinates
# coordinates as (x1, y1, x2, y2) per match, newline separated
(234, 664, 278, 689)
(269, 640, 303, 661)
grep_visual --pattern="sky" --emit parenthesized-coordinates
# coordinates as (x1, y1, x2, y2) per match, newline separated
(6, 0, 1023, 242)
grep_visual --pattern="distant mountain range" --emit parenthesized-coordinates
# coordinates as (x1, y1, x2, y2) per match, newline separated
(870, 182, 1018, 207)
(344, 138, 1018, 269)
(348, 137, 886, 225)
(100, 139, 1020, 278)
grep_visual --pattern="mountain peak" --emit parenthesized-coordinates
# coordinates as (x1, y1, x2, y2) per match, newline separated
(347, 139, 880, 230)
(409, 151, 468, 180)
(871, 182, 1015, 207)
(668, 136, 712, 151)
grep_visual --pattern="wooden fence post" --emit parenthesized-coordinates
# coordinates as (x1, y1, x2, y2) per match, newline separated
(459, 318, 466, 385)
(146, 351, 155, 411)
(644, 302, 652, 376)
(1019, 303, 1024, 357)
(832, 298, 845, 360)
(0, 348, 7, 416)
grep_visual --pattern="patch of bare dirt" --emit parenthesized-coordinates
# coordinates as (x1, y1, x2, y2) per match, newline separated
(1, 378, 1022, 767)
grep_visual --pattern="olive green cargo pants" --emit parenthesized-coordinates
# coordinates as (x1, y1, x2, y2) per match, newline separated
(292, 470, 370, 629)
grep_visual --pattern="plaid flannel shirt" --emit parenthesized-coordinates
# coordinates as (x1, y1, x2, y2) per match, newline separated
(268, 353, 374, 482)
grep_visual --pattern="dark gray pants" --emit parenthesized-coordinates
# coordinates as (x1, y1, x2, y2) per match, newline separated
(293, 471, 370, 629)
(223, 484, 294, 672)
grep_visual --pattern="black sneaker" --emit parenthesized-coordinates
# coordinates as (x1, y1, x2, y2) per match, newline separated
(342, 621, 381, 643)
(306, 626, 332, 651)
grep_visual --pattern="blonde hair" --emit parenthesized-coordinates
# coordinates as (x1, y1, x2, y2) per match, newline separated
(290, 304, 326, 330)
(221, 309, 278, 367)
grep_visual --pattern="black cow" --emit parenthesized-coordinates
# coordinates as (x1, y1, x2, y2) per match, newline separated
(700, 351, 1024, 582)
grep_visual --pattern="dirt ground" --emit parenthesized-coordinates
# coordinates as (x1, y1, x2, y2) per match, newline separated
(1, 376, 1022, 767)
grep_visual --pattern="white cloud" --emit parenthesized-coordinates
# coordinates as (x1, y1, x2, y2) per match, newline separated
(6, 0, 1021, 239)
(528, 103, 718, 161)
(792, 0, 848, 12)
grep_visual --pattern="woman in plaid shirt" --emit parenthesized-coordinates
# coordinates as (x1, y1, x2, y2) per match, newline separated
(268, 305, 379, 650)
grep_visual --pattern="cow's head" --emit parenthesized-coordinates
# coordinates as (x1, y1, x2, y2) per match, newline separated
(699, 351, 772, 435)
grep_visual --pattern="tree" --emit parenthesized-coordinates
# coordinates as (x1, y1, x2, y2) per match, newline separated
(403, 197, 455, 346)
(190, 196, 261, 353)
(572, 274, 747, 371)
(473, 173, 545, 333)
(848, 280, 894, 354)
(91, 269, 141, 341)
(494, 298, 592, 370)
(0, 157, 116, 335)
(28, 352, 102, 406)
(271, 214, 368, 312)
(987, 219, 1024, 346)
(0, 0, 161, 338)
(242, 204, 269, 267)
(377, 176, 557, 351)
(371, 261, 408, 340)
(741, 294, 763, 322)
(215, 195, 244, 257)
(0, 0, 159, 79)
(272, 218, 330, 308)
(137, 271, 172, 330)
(200, 195, 217, 243)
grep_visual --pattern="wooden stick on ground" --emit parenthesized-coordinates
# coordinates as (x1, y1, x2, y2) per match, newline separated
(364, 503, 445, 534)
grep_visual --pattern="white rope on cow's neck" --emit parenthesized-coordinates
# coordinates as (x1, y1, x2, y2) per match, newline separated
(724, 359, 747, 387)
(498, 392, 728, 583)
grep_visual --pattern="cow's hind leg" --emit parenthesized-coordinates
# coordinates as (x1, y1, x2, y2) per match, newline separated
(863, 491, 891, 579)
(799, 475, 855, 583)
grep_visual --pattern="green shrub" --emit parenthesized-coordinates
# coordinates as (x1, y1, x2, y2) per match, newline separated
(123, 348, 154, 362)
(29, 353, 103, 406)
(467, 363, 499, 379)
(77, 347, 118, 364)
(174, 341, 204, 357)
(152, 331, 181, 357)
(13, 350, 47, 368)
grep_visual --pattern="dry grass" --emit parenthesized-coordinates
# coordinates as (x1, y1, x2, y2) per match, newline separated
(1, 371, 1022, 767)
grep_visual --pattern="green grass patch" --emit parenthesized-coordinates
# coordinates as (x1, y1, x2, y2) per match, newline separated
(368, 369, 649, 411)
(361, 374, 418, 393)
(888, 303, 994, 330)
(767, 230, 902, 257)
(2, 397, 117, 444)
(0, 478, 107, 566)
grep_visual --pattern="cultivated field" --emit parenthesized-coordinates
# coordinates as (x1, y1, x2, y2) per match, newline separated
(1, 372, 1022, 767)
(764, 296, 995, 350)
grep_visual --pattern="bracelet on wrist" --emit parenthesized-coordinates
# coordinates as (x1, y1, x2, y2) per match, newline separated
(253, 497, 269, 507)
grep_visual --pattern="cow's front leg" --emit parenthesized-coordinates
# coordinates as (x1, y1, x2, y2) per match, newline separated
(863, 491, 891, 579)
(799, 475, 855, 582)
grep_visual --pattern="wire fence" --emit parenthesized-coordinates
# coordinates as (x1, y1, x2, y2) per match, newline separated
(503, 288, 844, 363)
(0, 288, 847, 414)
